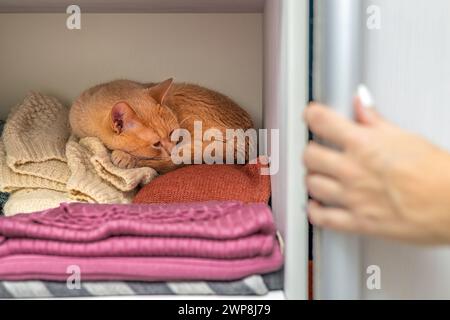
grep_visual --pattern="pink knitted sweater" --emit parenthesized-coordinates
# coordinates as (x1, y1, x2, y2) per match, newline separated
(0, 202, 283, 281)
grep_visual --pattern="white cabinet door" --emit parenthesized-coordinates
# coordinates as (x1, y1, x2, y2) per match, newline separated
(315, 0, 450, 299)
(362, 0, 450, 300)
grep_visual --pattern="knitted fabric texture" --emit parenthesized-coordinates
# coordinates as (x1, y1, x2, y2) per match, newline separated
(0, 93, 157, 214)
(82, 137, 156, 191)
(0, 141, 67, 192)
(133, 161, 271, 204)
(3, 189, 72, 217)
(0, 252, 282, 282)
(0, 201, 283, 281)
(2, 92, 70, 187)
(66, 136, 157, 203)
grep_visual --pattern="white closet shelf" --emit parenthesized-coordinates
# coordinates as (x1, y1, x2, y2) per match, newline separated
(0, 0, 265, 13)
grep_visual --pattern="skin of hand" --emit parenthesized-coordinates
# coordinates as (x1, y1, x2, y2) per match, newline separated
(304, 99, 450, 245)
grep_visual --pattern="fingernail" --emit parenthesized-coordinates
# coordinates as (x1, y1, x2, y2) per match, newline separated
(357, 84, 375, 108)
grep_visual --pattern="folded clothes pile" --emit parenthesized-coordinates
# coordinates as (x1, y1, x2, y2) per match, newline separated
(0, 93, 283, 298)
(0, 202, 282, 285)
(0, 93, 157, 216)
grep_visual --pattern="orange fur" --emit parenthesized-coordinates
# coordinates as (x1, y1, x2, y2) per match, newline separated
(69, 79, 254, 173)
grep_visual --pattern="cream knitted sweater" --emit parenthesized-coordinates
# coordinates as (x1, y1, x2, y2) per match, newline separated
(3, 189, 72, 216)
(66, 136, 158, 203)
(0, 92, 158, 214)
(2, 92, 70, 191)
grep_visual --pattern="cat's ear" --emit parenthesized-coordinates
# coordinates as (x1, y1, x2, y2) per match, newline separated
(146, 78, 173, 105)
(111, 102, 137, 134)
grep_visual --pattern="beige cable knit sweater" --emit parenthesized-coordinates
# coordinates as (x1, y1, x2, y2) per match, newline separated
(66, 136, 157, 203)
(0, 140, 66, 192)
(3, 92, 70, 187)
(3, 189, 72, 216)
(0, 92, 158, 214)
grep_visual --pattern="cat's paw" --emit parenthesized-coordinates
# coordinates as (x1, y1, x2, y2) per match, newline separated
(111, 150, 137, 169)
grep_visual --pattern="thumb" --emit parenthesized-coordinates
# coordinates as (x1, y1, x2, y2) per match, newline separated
(354, 85, 383, 126)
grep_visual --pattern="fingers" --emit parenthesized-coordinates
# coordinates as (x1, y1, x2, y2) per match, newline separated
(304, 142, 353, 180)
(308, 200, 431, 242)
(307, 201, 358, 233)
(304, 103, 360, 149)
(306, 174, 344, 206)
(308, 201, 381, 235)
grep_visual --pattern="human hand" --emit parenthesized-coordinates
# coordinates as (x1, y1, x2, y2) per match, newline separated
(304, 99, 450, 244)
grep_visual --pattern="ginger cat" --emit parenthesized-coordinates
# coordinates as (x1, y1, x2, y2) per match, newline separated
(69, 79, 254, 173)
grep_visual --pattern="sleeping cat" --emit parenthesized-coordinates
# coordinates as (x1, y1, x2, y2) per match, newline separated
(69, 79, 254, 173)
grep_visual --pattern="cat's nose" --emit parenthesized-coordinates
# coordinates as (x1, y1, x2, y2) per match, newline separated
(161, 138, 175, 154)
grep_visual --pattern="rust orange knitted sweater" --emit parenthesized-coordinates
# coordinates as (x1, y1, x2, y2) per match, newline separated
(133, 162, 271, 204)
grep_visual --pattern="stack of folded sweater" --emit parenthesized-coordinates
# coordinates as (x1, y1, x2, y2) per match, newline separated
(0, 93, 284, 298)
(0, 201, 282, 281)
(0, 201, 283, 298)
(0, 93, 157, 216)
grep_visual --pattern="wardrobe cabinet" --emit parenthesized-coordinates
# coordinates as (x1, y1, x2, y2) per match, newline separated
(0, 0, 309, 300)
